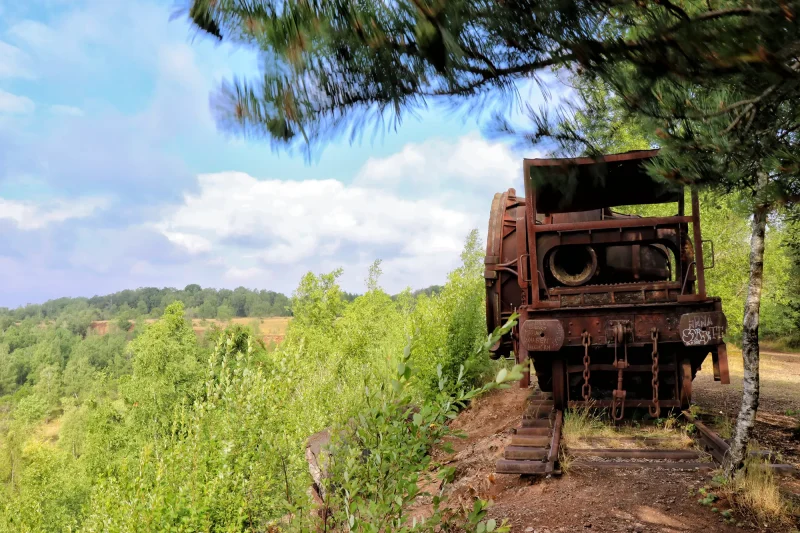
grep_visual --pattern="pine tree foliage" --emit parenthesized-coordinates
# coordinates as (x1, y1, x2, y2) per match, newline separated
(186, 0, 799, 162)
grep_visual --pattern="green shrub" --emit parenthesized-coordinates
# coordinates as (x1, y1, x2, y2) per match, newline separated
(2, 230, 501, 531)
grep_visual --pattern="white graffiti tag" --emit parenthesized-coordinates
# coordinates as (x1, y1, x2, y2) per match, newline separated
(681, 325, 726, 346)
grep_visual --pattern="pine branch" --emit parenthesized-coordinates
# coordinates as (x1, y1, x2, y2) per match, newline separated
(724, 85, 779, 133)
(655, 0, 690, 21)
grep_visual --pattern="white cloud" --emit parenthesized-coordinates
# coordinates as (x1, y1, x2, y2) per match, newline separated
(0, 40, 34, 79)
(50, 104, 83, 116)
(155, 133, 527, 293)
(0, 89, 35, 114)
(0, 196, 108, 230)
(7, 20, 60, 53)
(355, 132, 523, 192)
(159, 172, 474, 263)
(161, 231, 213, 255)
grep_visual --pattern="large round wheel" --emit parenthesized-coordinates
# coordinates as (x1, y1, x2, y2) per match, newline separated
(484, 189, 526, 359)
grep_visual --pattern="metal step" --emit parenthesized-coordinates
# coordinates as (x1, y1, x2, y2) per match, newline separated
(497, 410, 562, 476)
(504, 446, 548, 460)
(496, 459, 549, 474)
(521, 417, 553, 428)
(510, 435, 551, 447)
(522, 408, 553, 420)
(514, 427, 551, 436)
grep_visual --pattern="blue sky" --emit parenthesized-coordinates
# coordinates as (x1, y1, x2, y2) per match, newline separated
(0, 0, 557, 308)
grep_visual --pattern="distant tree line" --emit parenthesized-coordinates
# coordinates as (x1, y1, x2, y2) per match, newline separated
(0, 285, 292, 332)
(0, 284, 447, 338)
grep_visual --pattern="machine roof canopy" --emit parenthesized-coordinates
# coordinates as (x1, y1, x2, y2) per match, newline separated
(525, 149, 683, 214)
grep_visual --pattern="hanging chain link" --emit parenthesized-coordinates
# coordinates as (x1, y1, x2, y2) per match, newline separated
(611, 323, 628, 421)
(649, 328, 661, 418)
(581, 332, 591, 401)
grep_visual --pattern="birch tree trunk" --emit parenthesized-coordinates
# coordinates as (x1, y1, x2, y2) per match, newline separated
(724, 203, 768, 477)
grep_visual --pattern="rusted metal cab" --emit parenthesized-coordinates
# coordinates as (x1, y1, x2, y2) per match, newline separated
(485, 150, 729, 418)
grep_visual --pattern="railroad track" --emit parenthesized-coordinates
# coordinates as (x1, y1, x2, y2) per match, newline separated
(496, 394, 799, 476)
(684, 411, 799, 478)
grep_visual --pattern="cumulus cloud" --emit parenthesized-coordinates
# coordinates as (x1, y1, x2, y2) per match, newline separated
(155, 134, 524, 293)
(353, 133, 534, 213)
(0, 196, 108, 230)
(0, 89, 35, 114)
(161, 231, 213, 255)
(159, 173, 472, 262)
(0, 40, 34, 79)
(356, 133, 520, 189)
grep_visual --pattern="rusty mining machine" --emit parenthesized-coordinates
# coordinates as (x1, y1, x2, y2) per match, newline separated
(484, 150, 731, 475)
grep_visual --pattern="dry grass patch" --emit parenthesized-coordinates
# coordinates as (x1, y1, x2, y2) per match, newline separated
(725, 455, 794, 528)
(562, 405, 694, 449)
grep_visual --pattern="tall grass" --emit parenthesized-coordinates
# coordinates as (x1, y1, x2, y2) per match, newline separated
(726, 455, 793, 527)
(561, 405, 614, 446)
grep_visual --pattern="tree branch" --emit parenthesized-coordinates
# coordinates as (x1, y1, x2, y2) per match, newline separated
(724, 85, 779, 133)
(656, 0, 690, 21)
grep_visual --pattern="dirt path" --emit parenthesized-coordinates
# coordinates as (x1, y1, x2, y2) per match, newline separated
(429, 346, 800, 532)
(435, 388, 748, 533)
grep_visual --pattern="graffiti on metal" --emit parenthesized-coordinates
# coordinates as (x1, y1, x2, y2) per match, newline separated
(521, 319, 565, 352)
(679, 312, 727, 346)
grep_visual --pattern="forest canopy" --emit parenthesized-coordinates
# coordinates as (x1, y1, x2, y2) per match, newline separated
(1, 285, 293, 327)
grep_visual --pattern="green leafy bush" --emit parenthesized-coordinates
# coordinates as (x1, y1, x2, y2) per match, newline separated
(1, 231, 507, 531)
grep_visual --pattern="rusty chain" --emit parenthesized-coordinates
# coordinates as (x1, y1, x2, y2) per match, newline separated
(611, 323, 628, 421)
(581, 332, 591, 401)
(649, 328, 661, 418)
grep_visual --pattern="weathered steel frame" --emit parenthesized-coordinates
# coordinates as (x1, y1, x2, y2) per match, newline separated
(515, 152, 720, 410)
(522, 155, 707, 309)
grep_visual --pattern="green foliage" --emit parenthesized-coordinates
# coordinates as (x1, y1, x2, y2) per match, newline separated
(1, 230, 503, 531)
(116, 315, 132, 332)
(317, 320, 521, 533)
(410, 229, 492, 396)
(216, 302, 235, 321)
(121, 302, 203, 445)
(697, 486, 720, 507)
(81, 332, 287, 532)
(1, 442, 88, 533)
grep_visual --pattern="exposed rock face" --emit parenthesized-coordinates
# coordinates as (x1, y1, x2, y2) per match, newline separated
(305, 429, 331, 505)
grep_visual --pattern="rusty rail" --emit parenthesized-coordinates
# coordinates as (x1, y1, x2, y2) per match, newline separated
(546, 410, 563, 474)
(683, 411, 799, 477)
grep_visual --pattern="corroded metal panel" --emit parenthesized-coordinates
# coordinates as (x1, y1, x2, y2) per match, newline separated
(520, 319, 565, 352)
(679, 312, 727, 346)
